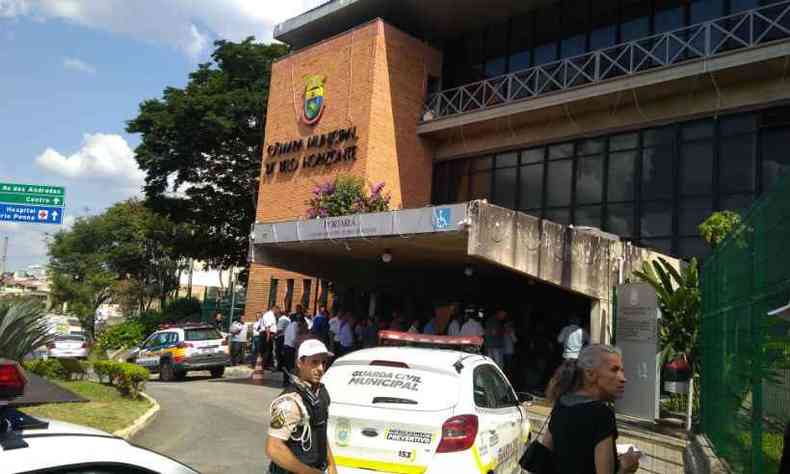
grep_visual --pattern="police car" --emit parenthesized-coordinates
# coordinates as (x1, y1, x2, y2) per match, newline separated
(323, 331, 531, 474)
(0, 359, 199, 473)
(128, 323, 230, 381)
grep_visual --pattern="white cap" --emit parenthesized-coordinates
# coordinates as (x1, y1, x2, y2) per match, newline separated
(298, 339, 333, 359)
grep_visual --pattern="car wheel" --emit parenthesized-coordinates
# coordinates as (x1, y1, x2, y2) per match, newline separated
(210, 367, 225, 378)
(160, 359, 175, 382)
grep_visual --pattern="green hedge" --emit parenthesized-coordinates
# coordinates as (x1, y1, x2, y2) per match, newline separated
(25, 359, 149, 399)
(95, 321, 145, 354)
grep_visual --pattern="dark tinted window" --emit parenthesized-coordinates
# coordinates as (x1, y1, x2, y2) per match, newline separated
(761, 127, 790, 191)
(470, 171, 492, 200)
(608, 151, 637, 201)
(679, 197, 713, 235)
(519, 164, 544, 209)
(493, 167, 518, 208)
(575, 205, 602, 228)
(642, 147, 674, 200)
(546, 160, 573, 206)
(185, 328, 223, 341)
(576, 155, 604, 204)
(641, 201, 673, 237)
(606, 203, 635, 237)
(680, 142, 714, 196)
(719, 134, 755, 193)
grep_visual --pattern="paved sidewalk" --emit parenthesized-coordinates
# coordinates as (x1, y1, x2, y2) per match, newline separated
(526, 402, 687, 474)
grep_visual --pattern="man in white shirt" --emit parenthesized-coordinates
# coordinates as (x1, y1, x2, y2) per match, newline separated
(337, 312, 355, 357)
(251, 312, 263, 368)
(274, 310, 291, 370)
(557, 316, 589, 360)
(258, 306, 279, 369)
(329, 310, 341, 352)
(460, 309, 484, 337)
(229, 318, 247, 365)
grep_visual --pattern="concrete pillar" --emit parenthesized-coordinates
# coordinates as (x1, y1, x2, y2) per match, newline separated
(368, 292, 377, 317)
(589, 298, 612, 344)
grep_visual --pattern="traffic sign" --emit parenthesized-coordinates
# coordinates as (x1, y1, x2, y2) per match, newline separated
(0, 192, 65, 206)
(0, 204, 64, 225)
(0, 182, 64, 197)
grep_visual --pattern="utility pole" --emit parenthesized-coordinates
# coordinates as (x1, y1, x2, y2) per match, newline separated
(228, 267, 237, 332)
(1, 236, 8, 276)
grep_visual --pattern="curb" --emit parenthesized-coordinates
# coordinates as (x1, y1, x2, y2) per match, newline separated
(113, 391, 160, 440)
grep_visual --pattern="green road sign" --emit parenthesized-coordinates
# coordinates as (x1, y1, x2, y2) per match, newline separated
(0, 192, 65, 206)
(0, 182, 65, 197)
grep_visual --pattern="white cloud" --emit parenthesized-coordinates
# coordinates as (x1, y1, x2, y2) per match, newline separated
(35, 133, 145, 187)
(0, 0, 30, 18)
(3, 0, 326, 58)
(63, 57, 96, 74)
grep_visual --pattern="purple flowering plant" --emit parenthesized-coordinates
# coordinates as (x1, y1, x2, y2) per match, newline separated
(306, 174, 390, 218)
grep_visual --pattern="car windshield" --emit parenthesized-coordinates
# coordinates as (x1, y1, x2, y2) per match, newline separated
(56, 335, 85, 342)
(185, 328, 222, 341)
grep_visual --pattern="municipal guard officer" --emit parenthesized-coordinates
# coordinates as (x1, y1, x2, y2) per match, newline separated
(265, 339, 337, 474)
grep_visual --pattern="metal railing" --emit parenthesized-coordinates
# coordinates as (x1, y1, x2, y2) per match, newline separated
(423, 0, 790, 122)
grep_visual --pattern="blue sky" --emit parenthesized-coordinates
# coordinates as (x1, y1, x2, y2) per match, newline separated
(0, 0, 324, 272)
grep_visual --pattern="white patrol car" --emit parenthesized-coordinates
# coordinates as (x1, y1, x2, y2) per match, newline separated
(128, 323, 230, 381)
(0, 359, 199, 473)
(323, 331, 531, 474)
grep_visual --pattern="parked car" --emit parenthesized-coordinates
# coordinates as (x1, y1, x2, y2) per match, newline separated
(47, 335, 88, 359)
(127, 323, 230, 381)
(0, 359, 199, 473)
(323, 331, 532, 474)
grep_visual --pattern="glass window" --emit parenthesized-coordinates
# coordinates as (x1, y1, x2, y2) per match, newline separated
(730, 0, 759, 13)
(720, 114, 756, 136)
(268, 278, 279, 307)
(620, 0, 651, 41)
(610, 133, 638, 151)
(576, 155, 604, 204)
(608, 151, 637, 202)
(761, 127, 790, 192)
(590, 0, 618, 50)
(473, 156, 493, 171)
(678, 236, 711, 259)
(642, 147, 674, 200)
(509, 13, 533, 71)
(522, 147, 545, 164)
(654, 3, 686, 34)
(433, 162, 449, 204)
(470, 172, 492, 200)
(495, 152, 519, 168)
(285, 279, 295, 312)
(473, 365, 499, 408)
(545, 208, 571, 225)
(679, 197, 713, 235)
(689, 0, 724, 23)
(606, 203, 635, 237)
(302, 279, 312, 308)
(493, 167, 518, 208)
(719, 134, 755, 194)
(534, 4, 561, 64)
(485, 22, 509, 77)
(641, 201, 674, 237)
(643, 127, 675, 147)
(464, 33, 485, 82)
(681, 121, 714, 141)
(561, 34, 587, 58)
(680, 141, 714, 196)
(519, 164, 544, 209)
(450, 160, 470, 202)
(575, 205, 602, 228)
(549, 143, 574, 160)
(546, 160, 573, 206)
(578, 138, 604, 155)
(720, 194, 755, 216)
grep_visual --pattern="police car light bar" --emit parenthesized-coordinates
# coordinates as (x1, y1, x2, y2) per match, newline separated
(378, 330, 483, 347)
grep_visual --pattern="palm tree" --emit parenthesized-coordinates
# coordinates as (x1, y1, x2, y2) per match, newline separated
(0, 299, 54, 361)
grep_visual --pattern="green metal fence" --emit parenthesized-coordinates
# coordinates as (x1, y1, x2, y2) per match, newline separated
(701, 173, 790, 473)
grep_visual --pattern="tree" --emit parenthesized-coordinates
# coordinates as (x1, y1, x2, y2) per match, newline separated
(126, 38, 289, 269)
(0, 299, 53, 361)
(48, 200, 187, 336)
(699, 210, 742, 249)
(633, 257, 701, 370)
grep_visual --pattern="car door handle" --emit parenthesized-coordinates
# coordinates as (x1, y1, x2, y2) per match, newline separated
(362, 428, 379, 438)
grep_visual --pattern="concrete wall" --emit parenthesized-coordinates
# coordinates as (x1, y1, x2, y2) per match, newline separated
(467, 201, 679, 343)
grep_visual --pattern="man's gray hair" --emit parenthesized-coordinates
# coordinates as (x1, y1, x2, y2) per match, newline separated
(576, 344, 622, 370)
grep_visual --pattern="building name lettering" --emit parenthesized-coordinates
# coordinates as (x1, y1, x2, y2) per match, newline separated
(264, 126, 359, 176)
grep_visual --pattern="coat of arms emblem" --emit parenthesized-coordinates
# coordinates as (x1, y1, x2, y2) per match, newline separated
(302, 74, 326, 125)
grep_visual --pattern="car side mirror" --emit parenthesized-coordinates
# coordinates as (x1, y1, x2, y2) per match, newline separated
(517, 392, 534, 403)
(127, 347, 140, 359)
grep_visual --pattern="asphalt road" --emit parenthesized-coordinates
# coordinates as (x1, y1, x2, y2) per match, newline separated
(133, 369, 286, 474)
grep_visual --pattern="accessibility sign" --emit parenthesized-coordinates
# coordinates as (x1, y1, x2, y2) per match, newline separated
(0, 203, 64, 225)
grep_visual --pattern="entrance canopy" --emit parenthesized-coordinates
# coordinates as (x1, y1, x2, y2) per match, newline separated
(252, 201, 674, 301)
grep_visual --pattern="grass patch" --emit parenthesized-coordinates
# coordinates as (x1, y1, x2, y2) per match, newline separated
(20, 381, 152, 434)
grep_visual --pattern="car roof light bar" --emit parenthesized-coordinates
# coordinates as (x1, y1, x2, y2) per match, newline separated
(377, 330, 483, 347)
